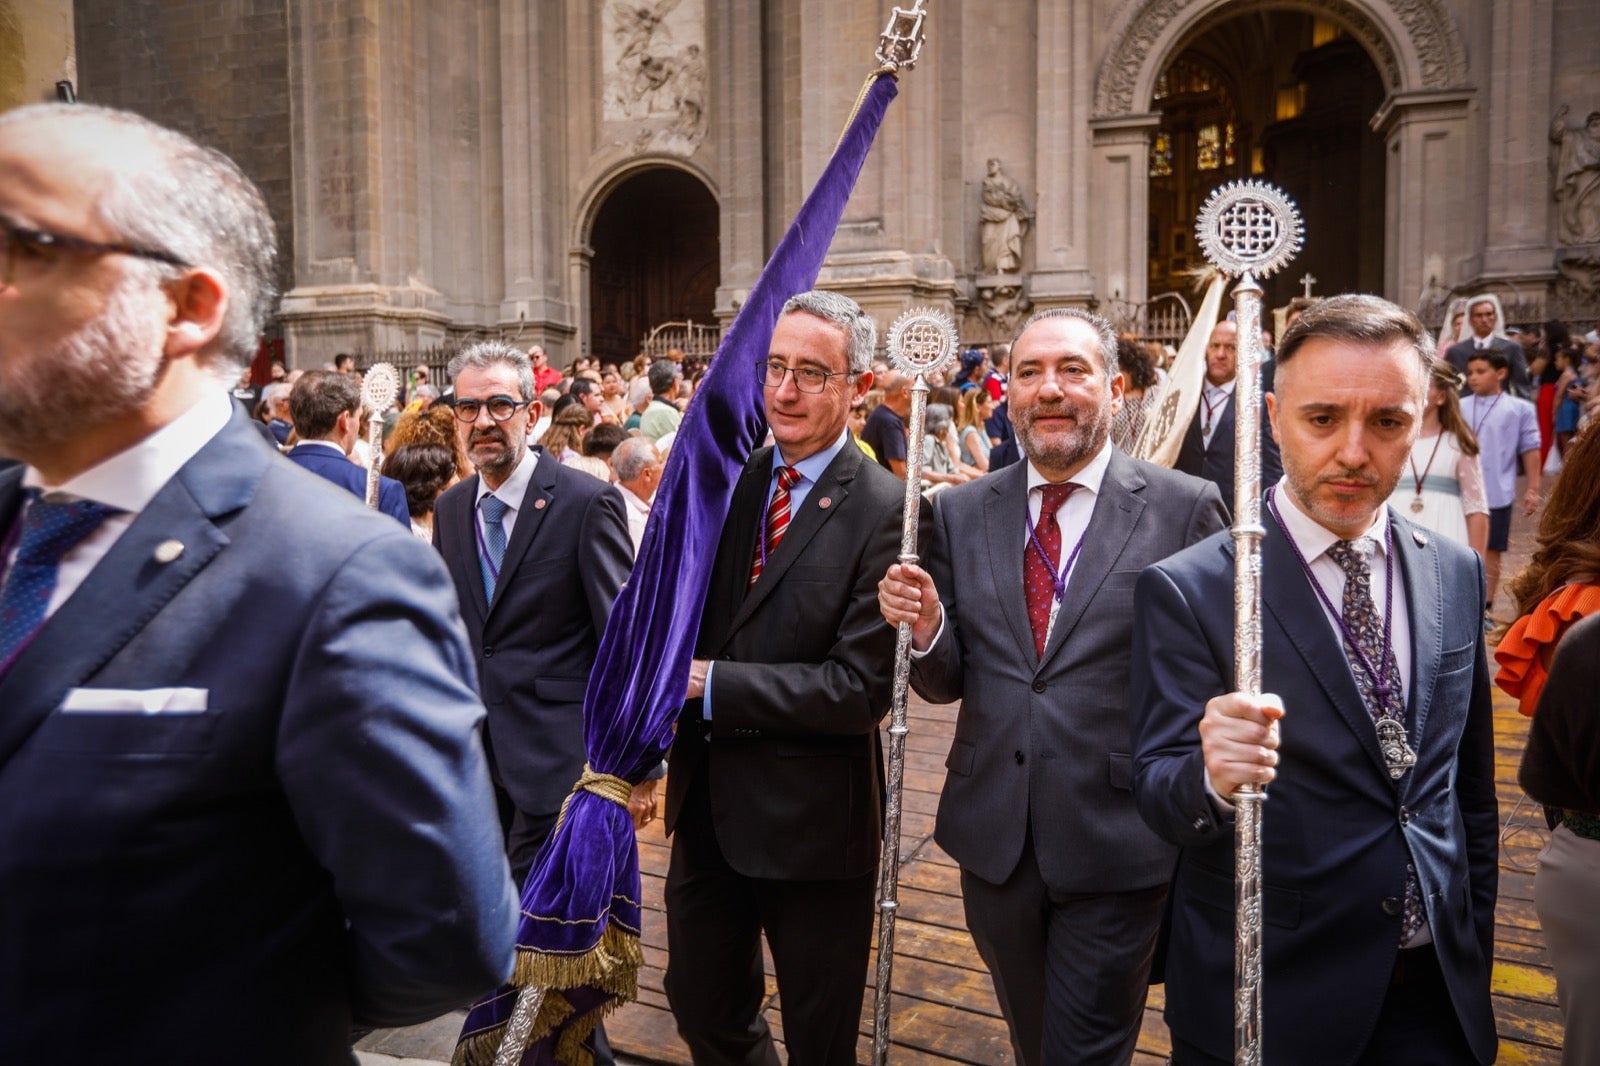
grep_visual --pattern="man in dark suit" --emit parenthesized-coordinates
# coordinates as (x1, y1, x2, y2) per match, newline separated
(878, 308, 1227, 1065)
(284, 369, 412, 526)
(662, 291, 910, 1064)
(1174, 319, 1283, 498)
(1445, 295, 1532, 399)
(0, 103, 516, 1065)
(1130, 295, 1498, 1065)
(433, 341, 636, 881)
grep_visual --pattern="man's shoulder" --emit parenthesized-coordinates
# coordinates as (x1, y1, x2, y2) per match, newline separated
(1146, 523, 1233, 583)
(1119, 451, 1218, 503)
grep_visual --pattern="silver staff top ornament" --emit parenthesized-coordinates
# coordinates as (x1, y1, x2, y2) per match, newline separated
(1195, 180, 1303, 280)
(886, 307, 958, 378)
(361, 362, 400, 414)
(876, 2, 929, 71)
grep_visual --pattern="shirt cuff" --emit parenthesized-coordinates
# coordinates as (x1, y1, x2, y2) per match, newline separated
(702, 661, 714, 720)
(1203, 770, 1236, 816)
(907, 605, 946, 660)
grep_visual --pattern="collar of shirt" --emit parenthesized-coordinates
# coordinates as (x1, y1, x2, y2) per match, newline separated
(1203, 378, 1237, 402)
(1022, 437, 1112, 556)
(767, 426, 852, 514)
(477, 446, 538, 539)
(292, 438, 348, 458)
(617, 483, 652, 515)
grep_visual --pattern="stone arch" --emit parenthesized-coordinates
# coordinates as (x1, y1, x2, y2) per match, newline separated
(572, 154, 720, 252)
(1093, 0, 1468, 119)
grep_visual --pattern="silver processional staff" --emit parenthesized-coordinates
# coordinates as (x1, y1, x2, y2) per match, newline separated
(1194, 178, 1302, 1066)
(359, 362, 399, 510)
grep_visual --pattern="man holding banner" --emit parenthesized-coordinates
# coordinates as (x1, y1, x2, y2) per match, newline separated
(663, 290, 913, 1065)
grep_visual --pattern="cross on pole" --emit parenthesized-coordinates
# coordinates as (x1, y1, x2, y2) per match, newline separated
(1300, 272, 1318, 299)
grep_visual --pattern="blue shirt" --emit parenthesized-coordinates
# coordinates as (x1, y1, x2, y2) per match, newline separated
(1462, 392, 1539, 509)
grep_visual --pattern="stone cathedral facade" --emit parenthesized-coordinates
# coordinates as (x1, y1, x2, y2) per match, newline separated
(6, 0, 1599, 365)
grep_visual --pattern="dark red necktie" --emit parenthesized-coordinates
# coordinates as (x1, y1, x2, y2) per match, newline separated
(1024, 483, 1078, 658)
(750, 465, 802, 586)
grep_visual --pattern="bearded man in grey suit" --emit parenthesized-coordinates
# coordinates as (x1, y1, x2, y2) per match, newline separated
(878, 307, 1227, 1066)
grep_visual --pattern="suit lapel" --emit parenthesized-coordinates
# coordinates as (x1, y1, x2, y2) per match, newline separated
(0, 418, 257, 769)
(443, 474, 489, 622)
(1395, 512, 1442, 794)
(1259, 510, 1393, 784)
(983, 462, 1038, 665)
(487, 449, 557, 617)
(721, 444, 859, 640)
(1038, 451, 1146, 670)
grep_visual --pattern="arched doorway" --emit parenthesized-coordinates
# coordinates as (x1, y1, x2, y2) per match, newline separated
(587, 167, 719, 365)
(1147, 11, 1386, 311)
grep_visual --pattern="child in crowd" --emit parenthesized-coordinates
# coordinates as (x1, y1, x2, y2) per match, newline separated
(1464, 349, 1542, 612)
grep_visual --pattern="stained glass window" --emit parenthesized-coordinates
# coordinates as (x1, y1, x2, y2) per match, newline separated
(1224, 123, 1236, 168)
(1197, 124, 1221, 171)
(1150, 132, 1173, 177)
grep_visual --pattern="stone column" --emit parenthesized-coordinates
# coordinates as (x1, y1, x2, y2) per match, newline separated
(1087, 113, 1160, 312)
(710, 0, 765, 324)
(1371, 89, 1474, 307)
(1477, 0, 1558, 285)
(0, 0, 75, 111)
(1029, 0, 1096, 305)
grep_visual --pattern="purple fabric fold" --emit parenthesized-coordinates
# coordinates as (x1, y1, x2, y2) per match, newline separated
(456, 71, 900, 1066)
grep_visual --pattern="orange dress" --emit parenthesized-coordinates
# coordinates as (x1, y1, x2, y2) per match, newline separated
(1495, 582, 1600, 716)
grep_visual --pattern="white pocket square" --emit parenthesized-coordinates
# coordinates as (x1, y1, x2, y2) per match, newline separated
(59, 687, 209, 714)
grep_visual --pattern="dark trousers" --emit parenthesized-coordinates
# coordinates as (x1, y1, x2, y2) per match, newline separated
(1170, 943, 1478, 1066)
(961, 834, 1166, 1066)
(664, 775, 876, 1066)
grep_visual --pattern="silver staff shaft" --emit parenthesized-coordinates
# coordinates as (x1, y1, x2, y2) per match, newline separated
(1231, 272, 1268, 1066)
(364, 411, 384, 510)
(492, 981, 546, 1065)
(872, 375, 933, 1066)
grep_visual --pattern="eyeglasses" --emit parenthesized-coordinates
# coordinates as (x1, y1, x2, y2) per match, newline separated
(451, 395, 531, 423)
(756, 359, 854, 395)
(0, 214, 191, 286)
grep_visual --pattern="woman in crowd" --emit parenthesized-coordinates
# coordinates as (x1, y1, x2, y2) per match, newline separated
(599, 368, 632, 424)
(1437, 297, 1468, 360)
(384, 442, 459, 542)
(919, 403, 972, 497)
(1553, 343, 1585, 457)
(538, 401, 595, 464)
(384, 404, 470, 478)
(957, 388, 994, 473)
(1495, 430, 1600, 716)
(1110, 337, 1163, 453)
(1517, 611, 1600, 1066)
(1386, 359, 1489, 555)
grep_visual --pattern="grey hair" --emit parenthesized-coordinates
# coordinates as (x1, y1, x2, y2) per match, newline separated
(924, 402, 954, 436)
(448, 341, 536, 400)
(780, 290, 877, 375)
(612, 437, 660, 482)
(0, 103, 278, 375)
(1010, 307, 1120, 380)
(260, 382, 291, 407)
(1277, 293, 1433, 397)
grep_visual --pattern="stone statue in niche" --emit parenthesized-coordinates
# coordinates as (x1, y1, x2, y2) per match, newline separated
(979, 158, 1033, 275)
(976, 278, 1032, 338)
(1550, 103, 1600, 246)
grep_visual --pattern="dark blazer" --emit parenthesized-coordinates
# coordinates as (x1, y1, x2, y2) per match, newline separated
(1173, 383, 1283, 499)
(434, 448, 633, 817)
(0, 412, 517, 1065)
(1445, 336, 1531, 398)
(912, 448, 1227, 892)
(286, 442, 412, 527)
(663, 442, 910, 881)
(1129, 507, 1499, 1065)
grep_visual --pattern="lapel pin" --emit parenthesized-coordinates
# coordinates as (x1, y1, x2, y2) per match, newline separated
(818, 497, 832, 509)
(534, 498, 547, 510)
(154, 539, 185, 564)
(1412, 529, 1428, 547)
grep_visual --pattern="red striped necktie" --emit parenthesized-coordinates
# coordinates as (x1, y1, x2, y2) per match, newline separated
(750, 465, 802, 586)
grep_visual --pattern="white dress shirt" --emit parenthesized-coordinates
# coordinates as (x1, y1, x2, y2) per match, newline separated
(474, 446, 537, 543)
(8, 390, 233, 620)
(617, 483, 652, 555)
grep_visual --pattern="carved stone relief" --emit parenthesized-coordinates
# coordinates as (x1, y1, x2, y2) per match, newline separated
(602, 0, 707, 156)
(975, 278, 1033, 337)
(1551, 103, 1600, 249)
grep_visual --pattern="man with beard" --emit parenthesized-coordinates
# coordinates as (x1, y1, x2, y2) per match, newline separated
(877, 307, 1226, 1065)
(432, 342, 635, 882)
(0, 104, 517, 1062)
(1174, 319, 1283, 499)
(1130, 295, 1498, 1065)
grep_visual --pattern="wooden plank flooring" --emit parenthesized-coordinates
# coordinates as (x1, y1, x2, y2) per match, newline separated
(612, 690, 1563, 1065)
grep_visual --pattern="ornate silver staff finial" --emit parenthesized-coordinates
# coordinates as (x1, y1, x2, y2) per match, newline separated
(359, 362, 400, 509)
(873, 304, 955, 1066)
(1196, 178, 1302, 1066)
(875, 2, 929, 72)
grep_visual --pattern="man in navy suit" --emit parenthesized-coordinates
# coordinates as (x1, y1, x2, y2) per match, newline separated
(1130, 295, 1498, 1064)
(0, 103, 517, 1065)
(285, 369, 412, 526)
(1173, 318, 1283, 498)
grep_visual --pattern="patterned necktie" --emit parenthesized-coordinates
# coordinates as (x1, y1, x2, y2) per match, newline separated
(0, 491, 120, 676)
(479, 494, 509, 601)
(1325, 538, 1425, 946)
(750, 465, 801, 586)
(1024, 483, 1077, 659)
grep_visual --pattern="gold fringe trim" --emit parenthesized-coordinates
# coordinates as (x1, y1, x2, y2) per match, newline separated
(449, 991, 577, 1066)
(552, 996, 633, 1066)
(512, 923, 642, 998)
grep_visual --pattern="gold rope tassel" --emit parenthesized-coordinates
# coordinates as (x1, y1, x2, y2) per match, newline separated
(831, 67, 898, 153)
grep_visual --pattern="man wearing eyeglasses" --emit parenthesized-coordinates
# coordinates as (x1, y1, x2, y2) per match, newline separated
(0, 105, 518, 1062)
(432, 342, 636, 889)
(661, 290, 917, 1064)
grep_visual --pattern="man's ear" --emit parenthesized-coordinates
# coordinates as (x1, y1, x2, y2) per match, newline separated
(162, 268, 229, 359)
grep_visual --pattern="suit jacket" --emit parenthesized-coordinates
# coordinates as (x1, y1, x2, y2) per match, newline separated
(286, 442, 412, 527)
(1173, 382, 1283, 499)
(1129, 507, 1499, 1065)
(663, 442, 911, 881)
(1445, 336, 1531, 398)
(912, 449, 1227, 892)
(434, 448, 633, 817)
(0, 413, 517, 1065)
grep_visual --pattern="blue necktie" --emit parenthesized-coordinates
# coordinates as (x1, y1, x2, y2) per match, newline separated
(479, 494, 509, 601)
(0, 491, 120, 675)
